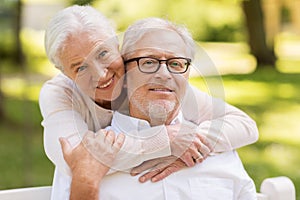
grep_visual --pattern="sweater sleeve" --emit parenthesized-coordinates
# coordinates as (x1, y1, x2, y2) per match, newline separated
(39, 77, 89, 176)
(182, 85, 259, 152)
(110, 125, 171, 172)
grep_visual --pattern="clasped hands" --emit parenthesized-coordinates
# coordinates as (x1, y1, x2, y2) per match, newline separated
(131, 121, 213, 183)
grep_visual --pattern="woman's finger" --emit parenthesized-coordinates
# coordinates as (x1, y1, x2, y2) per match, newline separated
(197, 134, 213, 152)
(113, 133, 125, 152)
(105, 130, 116, 145)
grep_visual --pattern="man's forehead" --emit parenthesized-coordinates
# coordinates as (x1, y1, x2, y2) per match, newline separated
(139, 29, 182, 43)
(129, 48, 184, 57)
(132, 29, 186, 55)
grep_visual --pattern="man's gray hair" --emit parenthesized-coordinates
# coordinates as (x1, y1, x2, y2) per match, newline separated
(121, 17, 196, 60)
(44, 5, 117, 70)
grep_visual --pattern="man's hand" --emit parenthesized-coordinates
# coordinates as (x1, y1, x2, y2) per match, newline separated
(130, 156, 186, 183)
(166, 122, 213, 167)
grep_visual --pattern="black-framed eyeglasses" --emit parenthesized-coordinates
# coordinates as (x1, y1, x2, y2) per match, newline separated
(124, 56, 191, 74)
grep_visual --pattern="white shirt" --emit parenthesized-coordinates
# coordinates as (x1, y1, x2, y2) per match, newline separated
(50, 111, 257, 200)
(101, 112, 257, 200)
(100, 152, 257, 200)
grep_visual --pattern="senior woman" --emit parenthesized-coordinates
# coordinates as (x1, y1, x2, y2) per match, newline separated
(40, 5, 258, 200)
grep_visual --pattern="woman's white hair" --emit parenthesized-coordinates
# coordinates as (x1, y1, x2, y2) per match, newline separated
(44, 5, 117, 70)
(121, 17, 196, 60)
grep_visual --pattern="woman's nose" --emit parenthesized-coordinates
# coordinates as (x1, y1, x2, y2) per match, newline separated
(91, 61, 108, 79)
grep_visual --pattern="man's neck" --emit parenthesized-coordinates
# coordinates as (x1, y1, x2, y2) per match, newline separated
(130, 106, 180, 126)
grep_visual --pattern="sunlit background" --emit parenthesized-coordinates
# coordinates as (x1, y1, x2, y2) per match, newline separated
(0, 0, 299, 198)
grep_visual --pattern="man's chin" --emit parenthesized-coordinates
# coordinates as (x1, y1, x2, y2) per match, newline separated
(149, 100, 176, 116)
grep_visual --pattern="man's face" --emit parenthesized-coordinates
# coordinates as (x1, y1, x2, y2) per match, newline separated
(59, 31, 125, 103)
(125, 29, 190, 125)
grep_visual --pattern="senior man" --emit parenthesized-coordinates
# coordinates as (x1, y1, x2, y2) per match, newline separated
(94, 17, 257, 199)
(59, 17, 257, 199)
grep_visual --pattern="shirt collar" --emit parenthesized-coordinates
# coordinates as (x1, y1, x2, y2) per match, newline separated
(112, 111, 183, 137)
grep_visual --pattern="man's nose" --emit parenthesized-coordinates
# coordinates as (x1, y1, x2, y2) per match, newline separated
(154, 63, 172, 79)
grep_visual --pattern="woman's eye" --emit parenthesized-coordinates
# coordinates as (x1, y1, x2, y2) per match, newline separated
(98, 50, 108, 58)
(77, 65, 87, 72)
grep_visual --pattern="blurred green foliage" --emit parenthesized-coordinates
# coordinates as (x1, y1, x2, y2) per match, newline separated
(94, 0, 245, 42)
(0, 97, 53, 188)
(0, 1, 17, 61)
(1, 0, 246, 74)
(190, 68, 300, 199)
(20, 29, 49, 73)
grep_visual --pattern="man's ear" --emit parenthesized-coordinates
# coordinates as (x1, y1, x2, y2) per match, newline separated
(55, 65, 64, 72)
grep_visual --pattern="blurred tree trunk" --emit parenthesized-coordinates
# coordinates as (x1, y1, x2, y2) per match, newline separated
(242, 0, 277, 67)
(69, 0, 96, 5)
(0, 79, 4, 119)
(14, 0, 25, 68)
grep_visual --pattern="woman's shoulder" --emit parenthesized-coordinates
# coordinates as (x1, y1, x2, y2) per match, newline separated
(39, 73, 79, 101)
(41, 73, 78, 93)
(39, 73, 83, 118)
(42, 73, 74, 88)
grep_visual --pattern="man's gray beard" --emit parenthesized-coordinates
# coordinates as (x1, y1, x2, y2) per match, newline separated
(148, 100, 176, 126)
(132, 97, 176, 126)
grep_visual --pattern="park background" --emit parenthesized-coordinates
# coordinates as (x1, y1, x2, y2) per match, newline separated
(0, 0, 299, 198)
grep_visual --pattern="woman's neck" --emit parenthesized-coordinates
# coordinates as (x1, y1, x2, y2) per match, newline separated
(96, 100, 112, 109)
(95, 89, 127, 110)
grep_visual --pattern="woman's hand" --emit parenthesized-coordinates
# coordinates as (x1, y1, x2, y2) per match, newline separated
(60, 130, 125, 179)
(166, 122, 213, 167)
(59, 130, 125, 200)
(130, 121, 213, 184)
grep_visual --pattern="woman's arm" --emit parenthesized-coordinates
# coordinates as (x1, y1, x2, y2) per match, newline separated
(39, 75, 172, 175)
(41, 75, 252, 179)
(129, 84, 259, 182)
(182, 85, 259, 152)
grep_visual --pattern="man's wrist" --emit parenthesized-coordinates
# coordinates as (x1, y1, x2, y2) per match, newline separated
(72, 173, 102, 187)
(70, 177, 100, 200)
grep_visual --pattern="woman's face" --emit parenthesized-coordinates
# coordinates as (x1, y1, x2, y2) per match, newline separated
(59, 31, 125, 103)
